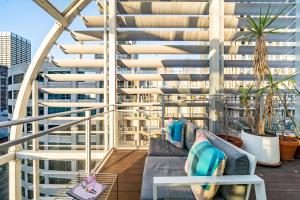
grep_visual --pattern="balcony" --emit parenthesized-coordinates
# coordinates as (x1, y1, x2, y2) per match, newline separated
(1, 0, 300, 199)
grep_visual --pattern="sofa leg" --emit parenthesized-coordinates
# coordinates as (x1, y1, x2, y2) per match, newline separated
(254, 182, 267, 200)
(153, 183, 157, 200)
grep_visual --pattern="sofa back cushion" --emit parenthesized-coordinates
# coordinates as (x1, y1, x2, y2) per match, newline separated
(203, 130, 250, 200)
(185, 121, 198, 150)
(185, 131, 227, 200)
(166, 119, 186, 148)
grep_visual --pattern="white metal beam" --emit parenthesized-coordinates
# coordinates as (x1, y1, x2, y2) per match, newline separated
(109, 0, 117, 148)
(85, 111, 91, 173)
(16, 150, 106, 160)
(32, 80, 40, 200)
(208, 0, 224, 133)
(33, 0, 68, 27)
(0, 153, 15, 166)
(102, 0, 109, 152)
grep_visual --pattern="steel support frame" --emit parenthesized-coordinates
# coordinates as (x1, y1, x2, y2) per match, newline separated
(32, 80, 40, 200)
(9, 1, 92, 199)
(85, 111, 91, 173)
(208, 0, 224, 134)
(102, 0, 109, 151)
(109, 0, 117, 148)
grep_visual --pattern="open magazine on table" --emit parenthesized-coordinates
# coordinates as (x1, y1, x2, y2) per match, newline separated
(67, 174, 107, 200)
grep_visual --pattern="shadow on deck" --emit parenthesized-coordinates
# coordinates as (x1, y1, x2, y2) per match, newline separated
(99, 150, 300, 200)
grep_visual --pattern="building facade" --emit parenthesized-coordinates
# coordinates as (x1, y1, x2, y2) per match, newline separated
(8, 61, 104, 198)
(0, 32, 31, 111)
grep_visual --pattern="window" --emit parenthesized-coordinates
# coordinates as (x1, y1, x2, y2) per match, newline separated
(48, 94, 71, 100)
(39, 107, 44, 115)
(40, 176, 45, 184)
(13, 90, 19, 99)
(49, 160, 72, 171)
(39, 160, 45, 169)
(8, 90, 12, 99)
(27, 106, 32, 116)
(22, 187, 25, 197)
(13, 73, 24, 84)
(38, 92, 44, 99)
(49, 177, 71, 184)
(48, 107, 71, 114)
(8, 76, 12, 85)
(8, 105, 12, 114)
(77, 94, 96, 100)
(21, 171, 25, 181)
(27, 173, 33, 183)
(28, 190, 33, 199)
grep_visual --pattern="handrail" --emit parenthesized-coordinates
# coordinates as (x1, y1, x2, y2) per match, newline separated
(0, 105, 107, 129)
(0, 103, 162, 129)
(0, 110, 112, 151)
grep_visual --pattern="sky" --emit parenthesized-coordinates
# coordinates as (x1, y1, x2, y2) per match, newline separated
(0, 0, 98, 58)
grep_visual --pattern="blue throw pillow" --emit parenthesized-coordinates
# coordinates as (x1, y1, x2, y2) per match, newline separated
(166, 119, 185, 148)
(185, 130, 227, 199)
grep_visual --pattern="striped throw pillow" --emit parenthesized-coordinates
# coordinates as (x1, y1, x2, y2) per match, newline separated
(166, 119, 185, 148)
(185, 130, 227, 200)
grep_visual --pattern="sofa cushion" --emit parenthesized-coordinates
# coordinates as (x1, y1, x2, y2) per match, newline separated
(166, 119, 186, 148)
(203, 130, 250, 200)
(141, 156, 195, 200)
(185, 131, 227, 200)
(148, 138, 188, 157)
(185, 121, 198, 150)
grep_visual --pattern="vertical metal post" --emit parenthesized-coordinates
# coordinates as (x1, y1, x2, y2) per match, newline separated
(32, 80, 40, 200)
(85, 110, 91, 173)
(103, 0, 109, 151)
(208, 0, 224, 134)
(109, 0, 117, 148)
(161, 95, 165, 139)
(9, 158, 22, 200)
(295, 0, 300, 130)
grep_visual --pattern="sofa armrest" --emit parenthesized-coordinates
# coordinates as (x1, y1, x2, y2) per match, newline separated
(153, 175, 266, 200)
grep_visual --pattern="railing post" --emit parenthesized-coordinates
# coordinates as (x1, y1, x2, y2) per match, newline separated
(9, 155, 22, 200)
(32, 80, 40, 200)
(85, 110, 91, 173)
(103, 0, 109, 152)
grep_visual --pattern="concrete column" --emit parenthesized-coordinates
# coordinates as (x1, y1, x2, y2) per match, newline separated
(208, 0, 224, 134)
(295, 1, 300, 130)
(109, 0, 117, 148)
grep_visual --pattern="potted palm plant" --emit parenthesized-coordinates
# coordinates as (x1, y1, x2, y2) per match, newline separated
(238, 5, 289, 165)
(272, 78, 300, 160)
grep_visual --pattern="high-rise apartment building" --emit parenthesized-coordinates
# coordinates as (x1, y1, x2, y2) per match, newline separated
(0, 32, 31, 111)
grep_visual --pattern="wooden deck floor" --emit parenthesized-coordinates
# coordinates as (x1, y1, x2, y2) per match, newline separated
(99, 150, 148, 200)
(250, 158, 300, 200)
(100, 150, 300, 200)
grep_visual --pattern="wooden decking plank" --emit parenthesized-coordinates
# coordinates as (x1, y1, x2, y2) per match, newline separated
(99, 150, 147, 200)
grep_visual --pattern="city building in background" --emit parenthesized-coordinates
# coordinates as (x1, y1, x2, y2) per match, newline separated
(0, 32, 31, 112)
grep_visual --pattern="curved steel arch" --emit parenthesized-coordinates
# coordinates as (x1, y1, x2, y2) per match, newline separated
(9, 1, 93, 199)
(10, 0, 92, 140)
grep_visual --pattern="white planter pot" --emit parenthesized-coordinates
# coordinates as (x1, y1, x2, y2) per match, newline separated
(241, 130, 280, 166)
